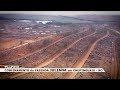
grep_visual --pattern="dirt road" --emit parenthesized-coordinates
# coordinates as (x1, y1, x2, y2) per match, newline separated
(111, 41, 118, 79)
(109, 28, 120, 35)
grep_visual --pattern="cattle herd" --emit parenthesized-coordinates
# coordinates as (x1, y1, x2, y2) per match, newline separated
(0, 19, 120, 79)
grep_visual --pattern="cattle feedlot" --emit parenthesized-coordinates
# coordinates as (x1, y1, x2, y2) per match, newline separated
(0, 11, 120, 79)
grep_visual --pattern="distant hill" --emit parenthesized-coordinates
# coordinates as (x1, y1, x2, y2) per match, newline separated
(0, 14, 87, 23)
(73, 15, 120, 22)
(0, 14, 120, 23)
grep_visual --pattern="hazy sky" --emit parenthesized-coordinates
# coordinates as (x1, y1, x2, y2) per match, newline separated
(0, 11, 120, 16)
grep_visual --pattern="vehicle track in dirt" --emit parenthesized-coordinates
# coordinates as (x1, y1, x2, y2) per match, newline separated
(111, 40, 118, 79)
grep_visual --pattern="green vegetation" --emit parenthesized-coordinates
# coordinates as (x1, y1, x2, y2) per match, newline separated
(63, 32, 72, 37)
(56, 30, 60, 33)
(0, 75, 8, 79)
(43, 38, 52, 46)
(90, 37, 97, 43)
(86, 44, 91, 50)
(90, 25, 96, 32)
(63, 42, 69, 48)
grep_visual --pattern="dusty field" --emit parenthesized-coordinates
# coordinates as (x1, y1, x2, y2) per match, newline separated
(0, 20, 120, 79)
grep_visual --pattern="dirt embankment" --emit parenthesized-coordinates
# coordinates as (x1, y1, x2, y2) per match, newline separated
(0, 39, 21, 51)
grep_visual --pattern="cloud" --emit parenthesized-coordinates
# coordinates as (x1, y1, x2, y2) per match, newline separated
(0, 11, 120, 16)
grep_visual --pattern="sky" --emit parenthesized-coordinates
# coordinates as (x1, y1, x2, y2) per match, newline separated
(0, 11, 120, 16)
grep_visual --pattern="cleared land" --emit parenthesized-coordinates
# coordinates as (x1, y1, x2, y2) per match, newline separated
(0, 19, 120, 79)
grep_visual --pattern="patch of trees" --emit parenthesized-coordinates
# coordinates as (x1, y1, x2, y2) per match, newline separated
(43, 38, 52, 46)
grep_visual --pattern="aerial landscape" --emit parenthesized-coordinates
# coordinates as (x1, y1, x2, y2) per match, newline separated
(0, 11, 120, 79)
